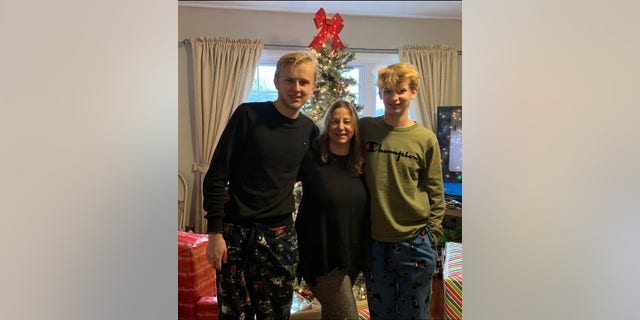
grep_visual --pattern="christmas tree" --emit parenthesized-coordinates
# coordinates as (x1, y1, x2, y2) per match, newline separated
(302, 44, 364, 123)
(301, 8, 364, 123)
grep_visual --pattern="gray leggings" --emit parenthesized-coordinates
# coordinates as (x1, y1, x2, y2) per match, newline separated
(310, 268, 361, 320)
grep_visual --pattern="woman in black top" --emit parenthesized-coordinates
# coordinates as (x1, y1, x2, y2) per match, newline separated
(296, 100, 370, 319)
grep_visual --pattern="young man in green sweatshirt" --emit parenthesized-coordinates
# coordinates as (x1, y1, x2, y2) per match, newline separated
(359, 63, 445, 320)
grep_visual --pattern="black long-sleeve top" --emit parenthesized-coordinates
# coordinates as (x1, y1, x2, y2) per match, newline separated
(203, 102, 318, 233)
(295, 146, 370, 285)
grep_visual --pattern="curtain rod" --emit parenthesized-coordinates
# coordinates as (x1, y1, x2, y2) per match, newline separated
(264, 44, 461, 55)
(178, 40, 461, 55)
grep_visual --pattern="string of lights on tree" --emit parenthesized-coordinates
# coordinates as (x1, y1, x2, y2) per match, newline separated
(301, 8, 364, 123)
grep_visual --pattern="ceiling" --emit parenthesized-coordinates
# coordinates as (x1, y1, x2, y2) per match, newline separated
(178, 1, 461, 20)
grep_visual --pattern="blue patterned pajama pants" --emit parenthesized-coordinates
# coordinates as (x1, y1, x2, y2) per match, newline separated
(364, 227, 437, 320)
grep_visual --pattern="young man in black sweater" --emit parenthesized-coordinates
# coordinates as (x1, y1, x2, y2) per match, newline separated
(202, 51, 319, 319)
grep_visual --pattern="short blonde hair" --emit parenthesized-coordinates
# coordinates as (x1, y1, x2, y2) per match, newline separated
(274, 51, 317, 80)
(377, 63, 420, 91)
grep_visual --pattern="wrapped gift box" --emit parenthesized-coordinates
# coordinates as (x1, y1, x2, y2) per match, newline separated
(443, 242, 462, 320)
(357, 307, 370, 320)
(178, 231, 217, 320)
(196, 296, 218, 320)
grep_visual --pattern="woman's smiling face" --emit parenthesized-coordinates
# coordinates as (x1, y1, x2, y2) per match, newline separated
(328, 106, 354, 146)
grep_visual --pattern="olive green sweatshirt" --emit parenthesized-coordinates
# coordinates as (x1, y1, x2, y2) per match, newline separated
(360, 116, 445, 245)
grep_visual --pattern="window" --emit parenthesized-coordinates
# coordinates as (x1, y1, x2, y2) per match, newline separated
(246, 50, 285, 103)
(247, 49, 401, 119)
(342, 67, 360, 105)
(246, 65, 277, 102)
(347, 52, 400, 117)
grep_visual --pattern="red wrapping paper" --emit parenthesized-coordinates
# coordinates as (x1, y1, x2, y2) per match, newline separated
(196, 296, 218, 320)
(178, 231, 217, 320)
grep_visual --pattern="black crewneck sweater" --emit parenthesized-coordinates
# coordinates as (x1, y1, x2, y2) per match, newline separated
(203, 101, 318, 233)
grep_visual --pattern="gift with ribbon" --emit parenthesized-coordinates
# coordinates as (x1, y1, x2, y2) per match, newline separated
(308, 8, 346, 52)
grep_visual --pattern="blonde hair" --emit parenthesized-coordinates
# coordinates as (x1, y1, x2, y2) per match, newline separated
(274, 51, 317, 80)
(316, 100, 364, 176)
(376, 63, 420, 91)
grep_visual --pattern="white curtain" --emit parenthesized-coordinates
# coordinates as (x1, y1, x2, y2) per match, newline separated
(185, 37, 263, 233)
(399, 45, 459, 131)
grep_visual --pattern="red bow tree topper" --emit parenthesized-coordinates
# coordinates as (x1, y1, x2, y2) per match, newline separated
(309, 8, 346, 52)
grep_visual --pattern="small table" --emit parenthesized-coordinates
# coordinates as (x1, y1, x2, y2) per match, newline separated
(443, 208, 462, 229)
(445, 208, 462, 218)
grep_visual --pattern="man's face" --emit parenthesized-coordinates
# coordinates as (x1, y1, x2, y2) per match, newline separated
(379, 79, 417, 117)
(274, 62, 316, 111)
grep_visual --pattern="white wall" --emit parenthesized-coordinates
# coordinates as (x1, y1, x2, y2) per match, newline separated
(178, 6, 461, 227)
(4, 0, 177, 318)
(464, 1, 640, 319)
